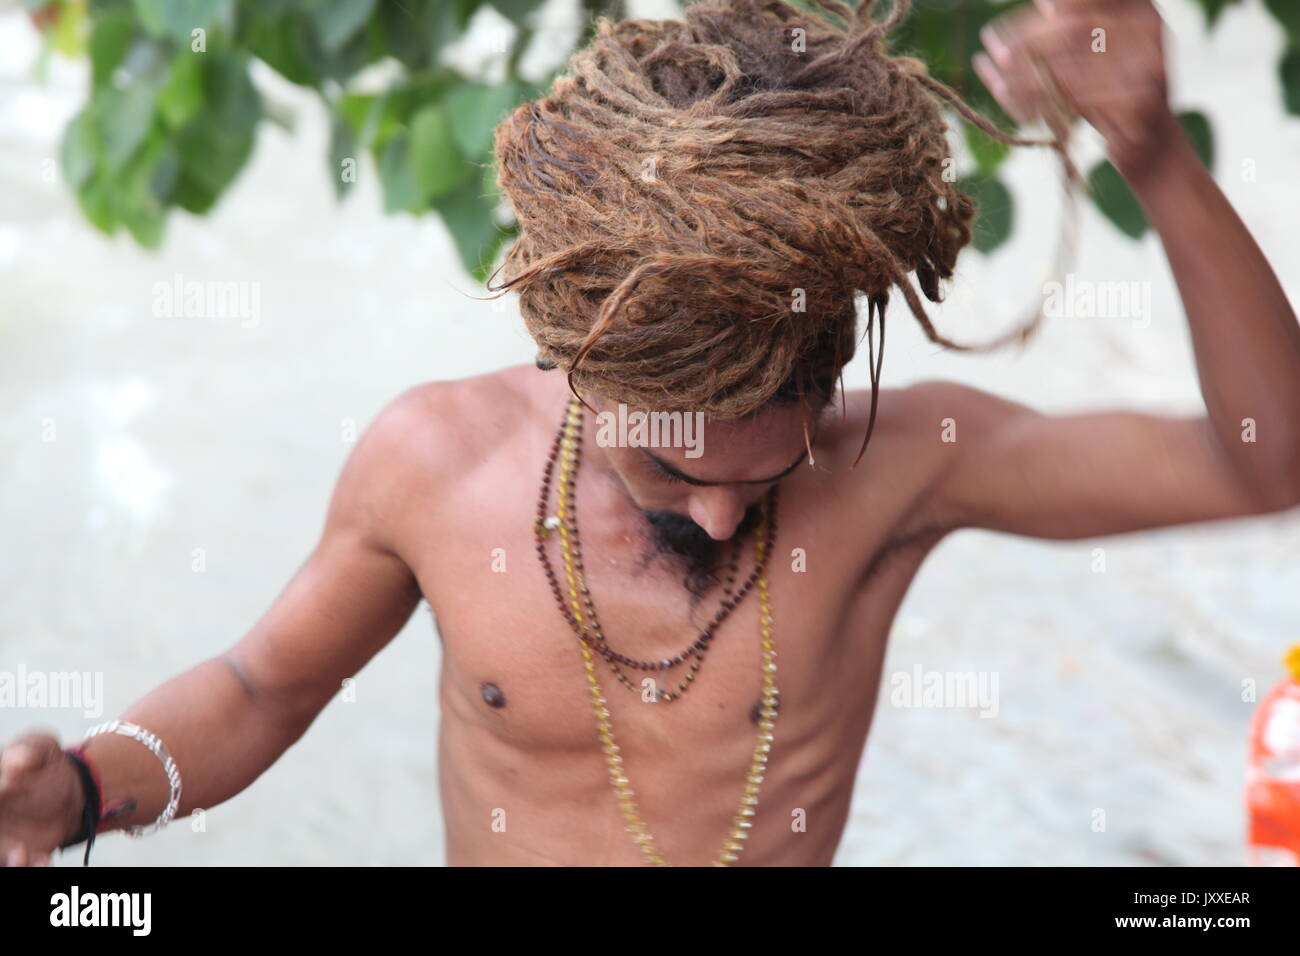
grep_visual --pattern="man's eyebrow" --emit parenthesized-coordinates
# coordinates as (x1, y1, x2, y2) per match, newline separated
(643, 449, 808, 486)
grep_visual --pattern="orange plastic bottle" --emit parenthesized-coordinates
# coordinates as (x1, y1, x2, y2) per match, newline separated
(1246, 644, 1300, 866)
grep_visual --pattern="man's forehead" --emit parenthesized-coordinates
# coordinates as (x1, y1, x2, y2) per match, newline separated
(644, 446, 808, 486)
(646, 406, 812, 483)
(590, 392, 819, 477)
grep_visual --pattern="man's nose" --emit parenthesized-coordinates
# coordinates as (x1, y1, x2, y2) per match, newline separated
(687, 491, 746, 541)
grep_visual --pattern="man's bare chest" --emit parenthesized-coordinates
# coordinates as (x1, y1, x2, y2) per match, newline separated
(406, 479, 941, 757)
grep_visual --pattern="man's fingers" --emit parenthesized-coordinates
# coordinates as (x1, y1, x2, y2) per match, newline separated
(979, 22, 1014, 68)
(1034, 0, 1134, 14)
(974, 49, 1044, 126)
(973, 52, 1013, 117)
(978, 8, 1063, 125)
(0, 734, 61, 787)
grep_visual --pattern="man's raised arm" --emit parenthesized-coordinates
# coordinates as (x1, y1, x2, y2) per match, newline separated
(920, 0, 1300, 540)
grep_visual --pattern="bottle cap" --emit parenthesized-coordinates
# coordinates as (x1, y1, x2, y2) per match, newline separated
(1284, 643, 1300, 683)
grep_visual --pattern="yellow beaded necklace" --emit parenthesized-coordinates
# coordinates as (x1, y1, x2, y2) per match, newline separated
(544, 395, 780, 866)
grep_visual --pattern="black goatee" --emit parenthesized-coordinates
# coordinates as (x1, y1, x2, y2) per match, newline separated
(640, 504, 762, 603)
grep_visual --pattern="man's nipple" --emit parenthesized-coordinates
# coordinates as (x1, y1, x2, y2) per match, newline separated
(750, 696, 779, 724)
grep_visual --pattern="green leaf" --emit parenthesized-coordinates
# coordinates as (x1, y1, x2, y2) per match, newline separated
(203, 51, 261, 129)
(409, 103, 474, 200)
(376, 1, 427, 69)
(117, 131, 170, 247)
(1262, 0, 1300, 37)
(88, 8, 135, 85)
(433, 183, 508, 280)
(963, 123, 1009, 177)
(242, 9, 319, 86)
(96, 84, 157, 170)
(329, 111, 359, 198)
(1088, 159, 1147, 240)
(1176, 110, 1214, 171)
(490, 0, 544, 28)
(130, 0, 166, 37)
(447, 80, 519, 160)
(171, 168, 220, 214)
(371, 0, 467, 69)
(174, 54, 260, 205)
(149, 144, 182, 203)
(481, 153, 501, 203)
(1282, 45, 1300, 117)
(376, 134, 422, 212)
(132, 0, 233, 43)
(61, 107, 100, 189)
(338, 92, 388, 149)
(157, 53, 204, 128)
(311, 0, 377, 53)
(340, 80, 461, 152)
(76, 176, 121, 235)
(962, 171, 1013, 254)
(297, 12, 371, 81)
(53, 0, 89, 56)
(478, 224, 518, 283)
(1192, 0, 1243, 28)
(453, 0, 484, 30)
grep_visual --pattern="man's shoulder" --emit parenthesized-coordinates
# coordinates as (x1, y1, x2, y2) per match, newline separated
(372, 363, 543, 450)
(335, 365, 545, 550)
(819, 380, 956, 462)
(819, 379, 1029, 539)
(832, 379, 1023, 449)
(346, 365, 541, 491)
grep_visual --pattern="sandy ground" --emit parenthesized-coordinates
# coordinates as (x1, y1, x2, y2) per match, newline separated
(1, 0, 1298, 865)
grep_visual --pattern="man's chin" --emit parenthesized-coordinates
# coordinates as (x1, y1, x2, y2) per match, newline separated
(639, 504, 762, 601)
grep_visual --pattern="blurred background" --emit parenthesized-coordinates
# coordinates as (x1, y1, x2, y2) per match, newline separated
(1, 0, 1297, 865)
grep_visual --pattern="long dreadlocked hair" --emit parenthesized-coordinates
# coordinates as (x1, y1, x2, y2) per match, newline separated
(489, 0, 1077, 466)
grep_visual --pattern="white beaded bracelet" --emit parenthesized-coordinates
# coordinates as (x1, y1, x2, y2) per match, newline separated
(83, 720, 183, 838)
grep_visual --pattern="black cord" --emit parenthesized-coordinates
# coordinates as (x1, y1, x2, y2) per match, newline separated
(58, 749, 99, 866)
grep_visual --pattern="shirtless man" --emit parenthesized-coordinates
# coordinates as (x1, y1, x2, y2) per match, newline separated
(2, 0, 1298, 867)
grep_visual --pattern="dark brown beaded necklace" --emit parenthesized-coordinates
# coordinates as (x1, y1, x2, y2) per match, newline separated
(535, 397, 777, 702)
